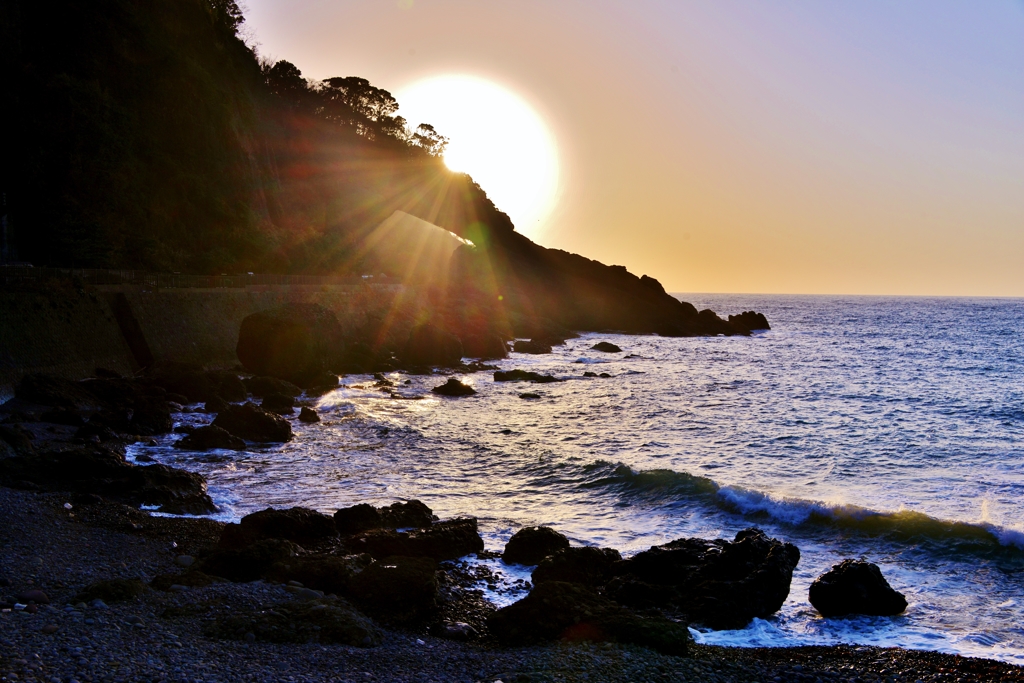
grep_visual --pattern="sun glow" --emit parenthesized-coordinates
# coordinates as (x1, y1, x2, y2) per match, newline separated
(397, 75, 559, 239)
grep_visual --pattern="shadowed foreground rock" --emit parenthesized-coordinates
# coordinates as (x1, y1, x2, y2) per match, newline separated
(212, 403, 293, 442)
(347, 518, 484, 561)
(401, 323, 464, 367)
(487, 581, 689, 656)
(173, 425, 245, 451)
(430, 378, 476, 396)
(503, 526, 570, 565)
(493, 369, 562, 383)
(532, 546, 623, 587)
(219, 507, 339, 549)
(206, 596, 382, 646)
(809, 559, 908, 617)
(334, 500, 435, 535)
(607, 528, 800, 629)
(236, 304, 345, 387)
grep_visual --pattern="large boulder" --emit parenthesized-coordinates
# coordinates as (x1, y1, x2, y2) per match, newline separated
(173, 425, 245, 451)
(334, 500, 435, 535)
(128, 397, 174, 436)
(590, 342, 622, 353)
(261, 392, 295, 415)
(236, 304, 344, 386)
(244, 376, 303, 398)
(430, 378, 476, 396)
(487, 581, 689, 656)
(532, 546, 623, 587)
(493, 369, 562, 383)
(606, 528, 800, 629)
(146, 363, 218, 403)
(503, 526, 570, 565)
(460, 333, 508, 360)
(348, 555, 439, 625)
(265, 554, 373, 595)
(401, 323, 463, 367)
(347, 518, 484, 561)
(219, 507, 339, 549)
(205, 597, 381, 647)
(728, 311, 771, 332)
(512, 340, 552, 355)
(808, 559, 908, 617)
(212, 403, 293, 442)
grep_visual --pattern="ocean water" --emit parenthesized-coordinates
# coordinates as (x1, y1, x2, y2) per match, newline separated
(133, 295, 1024, 664)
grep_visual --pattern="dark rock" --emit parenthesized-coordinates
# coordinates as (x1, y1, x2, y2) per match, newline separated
(583, 372, 597, 377)
(74, 579, 145, 603)
(173, 425, 245, 451)
(219, 507, 339, 549)
(590, 342, 622, 353)
(599, 372, 611, 378)
(430, 378, 476, 396)
(809, 559, 908, 617)
(436, 621, 478, 641)
(0, 425, 35, 455)
(493, 369, 562, 383)
(532, 546, 623, 587)
(129, 397, 174, 435)
(503, 526, 570, 565)
(207, 372, 248, 402)
(304, 372, 339, 394)
(519, 392, 541, 399)
(87, 408, 132, 433)
(39, 409, 85, 426)
(348, 518, 484, 561)
(606, 528, 800, 630)
(266, 554, 373, 595)
(199, 539, 301, 582)
(728, 311, 771, 332)
(244, 376, 303, 398)
(348, 555, 439, 625)
(212, 403, 293, 442)
(334, 500, 435, 535)
(487, 581, 689, 656)
(237, 304, 345, 386)
(461, 333, 509, 360)
(401, 323, 464, 367)
(204, 396, 229, 413)
(14, 373, 92, 408)
(513, 340, 553, 355)
(147, 363, 217, 403)
(94, 367, 123, 379)
(18, 589, 49, 604)
(205, 597, 382, 646)
(261, 392, 295, 414)
(298, 407, 320, 423)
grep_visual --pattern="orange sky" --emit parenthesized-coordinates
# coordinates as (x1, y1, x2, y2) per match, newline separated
(244, 1, 1024, 296)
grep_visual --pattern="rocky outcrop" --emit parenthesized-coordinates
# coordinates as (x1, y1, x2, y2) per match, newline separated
(503, 526, 570, 566)
(236, 304, 345, 387)
(493, 370, 562, 383)
(809, 559, 907, 617)
(348, 555, 440, 625)
(334, 500, 435, 535)
(728, 311, 771, 332)
(590, 342, 622, 353)
(244, 376, 303, 398)
(532, 546, 622, 587)
(401, 323, 463, 367)
(487, 581, 689, 656)
(219, 507, 339, 550)
(212, 403, 293, 442)
(298, 407, 320, 423)
(347, 518, 484, 561)
(606, 528, 799, 629)
(173, 425, 245, 451)
(512, 340, 552, 355)
(430, 378, 476, 396)
(261, 392, 295, 415)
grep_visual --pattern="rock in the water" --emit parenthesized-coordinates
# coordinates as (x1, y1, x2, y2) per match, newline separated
(493, 369, 562, 383)
(204, 396, 229, 413)
(208, 372, 249, 402)
(244, 376, 303, 398)
(401, 323, 463, 367)
(334, 500, 435, 535)
(606, 528, 800, 630)
(146, 363, 217, 403)
(173, 425, 245, 451)
(728, 311, 771, 332)
(590, 342, 622, 353)
(519, 392, 541, 399)
(261, 392, 295, 415)
(219, 507, 339, 549)
(200, 539, 300, 582)
(298, 407, 320, 423)
(503, 526, 570, 565)
(513, 339, 552, 355)
(430, 378, 476, 396)
(460, 333, 509, 360)
(348, 518, 484, 561)
(205, 597, 382, 646)
(212, 403, 292, 442)
(348, 555, 439, 625)
(129, 397, 174, 435)
(487, 581, 689, 656)
(809, 559, 908, 617)
(532, 546, 623, 587)
(236, 304, 345, 386)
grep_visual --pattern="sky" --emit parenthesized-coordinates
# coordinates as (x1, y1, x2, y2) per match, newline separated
(243, 0, 1024, 296)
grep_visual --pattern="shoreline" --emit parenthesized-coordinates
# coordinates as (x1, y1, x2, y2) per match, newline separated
(3, 488, 1023, 683)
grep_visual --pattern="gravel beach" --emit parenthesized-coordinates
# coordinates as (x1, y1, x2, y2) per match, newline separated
(2, 487, 1023, 683)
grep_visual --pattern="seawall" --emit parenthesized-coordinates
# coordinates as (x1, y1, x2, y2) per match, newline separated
(0, 282, 420, 401)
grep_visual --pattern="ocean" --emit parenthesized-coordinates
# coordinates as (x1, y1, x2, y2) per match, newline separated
(132, 295, 1024, 664)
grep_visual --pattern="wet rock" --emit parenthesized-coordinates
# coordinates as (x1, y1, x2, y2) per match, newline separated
(401, 323, 464, 367)
(493, 369, 562, 383)
(590, 342, 622, 353)
(532, 546, 623, 587)
(334, 500, 435, 535)
(606, 528, 800, 630)
(204, 396, 229, 413)
(487, 581, 689, 656)
(174, 425, 246, 451)
(236, 304, 345, 386)
(244, 376, 303, 398)
(205, 597, 382, 646)
(212, 403, 293, 442)
(74, 578, 145, 603)
(503, 526, 570, 566)
(129, 396, 174, 435)
(430, 378, 476, 396)
(809, 559, 908, 617)
(200, 539, 301, 582)
(348, 555, 439, 625)
(219, 507, 339, 549)
(266, 554, 374, 595)
(728, 311, 771, 332)
(348, 518, 484, 561)
(298, 406, 320, 423)
(39, 409, 85, 426)
(519, 392, 541, 399)
(304, 372, 340, 395)
(207, 371, 249, 402)
(512, 340, 553, 355)
(261, 392, 295, 415)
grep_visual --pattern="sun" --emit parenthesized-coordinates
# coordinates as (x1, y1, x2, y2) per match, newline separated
(396, 75, 559, 240)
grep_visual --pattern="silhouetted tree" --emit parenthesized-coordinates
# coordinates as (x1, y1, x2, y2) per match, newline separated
(411, 124, 449, 157)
